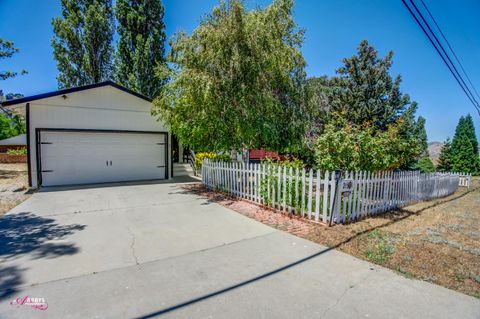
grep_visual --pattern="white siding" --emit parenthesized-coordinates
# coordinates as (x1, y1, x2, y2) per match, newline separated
(28, 85, 170, 187)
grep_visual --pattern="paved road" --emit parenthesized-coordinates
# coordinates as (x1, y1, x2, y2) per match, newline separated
(0, 180, 478, 318)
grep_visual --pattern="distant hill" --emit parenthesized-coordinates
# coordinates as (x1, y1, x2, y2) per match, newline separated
(428, 142, 443, 165)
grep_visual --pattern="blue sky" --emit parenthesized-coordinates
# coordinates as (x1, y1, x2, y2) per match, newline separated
(1, 0, 479, 142)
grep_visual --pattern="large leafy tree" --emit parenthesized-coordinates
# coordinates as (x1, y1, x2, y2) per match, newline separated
(450, 115, 479, 174)
(52, 0, 114, 88)
(0, 114, 25, 140)
(153, 0, 309, 153)
(114, 0, 166, 98)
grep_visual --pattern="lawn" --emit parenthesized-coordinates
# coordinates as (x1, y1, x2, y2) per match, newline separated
(184, 178, 480, 298)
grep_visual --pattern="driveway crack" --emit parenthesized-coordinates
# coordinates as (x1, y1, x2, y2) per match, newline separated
(319, 269, 374, 318)
(126, 227, 139, 265)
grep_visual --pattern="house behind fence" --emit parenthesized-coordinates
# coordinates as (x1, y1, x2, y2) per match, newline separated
(201, 160, 464, 225)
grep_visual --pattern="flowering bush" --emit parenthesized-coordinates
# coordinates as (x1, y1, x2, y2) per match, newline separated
(6, 148, 27, 155)
(195, 152, 231, 169)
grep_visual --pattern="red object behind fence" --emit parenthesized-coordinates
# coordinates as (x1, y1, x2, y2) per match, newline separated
(249, 149, 280, 161)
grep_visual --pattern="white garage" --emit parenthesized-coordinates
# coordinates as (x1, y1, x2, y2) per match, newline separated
(1, 81, 171, 188)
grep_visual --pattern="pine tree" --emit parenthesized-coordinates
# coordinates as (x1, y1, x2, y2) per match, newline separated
(463, 114, 479, 156)
(308, 40, 423, 169)
(450, 115, 480, 174)
(416, 156, 436, 173)
(114, 0, 166, 98)
(329, 40, 417, 130)
(52, 0, 114, 88)
(415, 116, 428, 157)
(437, 138, 452, 172)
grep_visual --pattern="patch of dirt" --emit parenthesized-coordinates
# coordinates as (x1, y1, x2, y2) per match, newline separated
(0, 163, 30, 217)
(182, 179, 480, 298)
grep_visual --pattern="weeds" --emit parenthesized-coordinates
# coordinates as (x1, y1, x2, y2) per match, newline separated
(363, 230, 395, 265)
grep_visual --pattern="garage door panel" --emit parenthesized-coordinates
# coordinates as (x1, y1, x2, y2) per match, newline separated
(39, 131, 167, 186)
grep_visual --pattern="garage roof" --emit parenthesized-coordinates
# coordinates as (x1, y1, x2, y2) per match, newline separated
(0, 81, 152, 107)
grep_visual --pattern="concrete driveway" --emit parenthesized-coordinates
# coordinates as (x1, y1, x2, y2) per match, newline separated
(0, 180, 478, 318)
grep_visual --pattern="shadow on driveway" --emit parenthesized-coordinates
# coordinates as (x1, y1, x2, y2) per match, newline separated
(0, 212, 86, 300)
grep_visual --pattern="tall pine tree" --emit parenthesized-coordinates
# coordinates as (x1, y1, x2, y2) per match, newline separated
(415, 116, 428, 157)
(114, 0, 166, 98)
(52, 0, 114, 88)
(437, 138, 452, 172)
(463, 114, 479, 156)
(450, 115, 480, 174)
(329, 40, 417, 130)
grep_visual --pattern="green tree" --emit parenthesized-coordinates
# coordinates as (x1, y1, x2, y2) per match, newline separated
(437, 138, 452, 172)
(416, 156, 436, 173)
(52, 0, 114, 88)
(450, 115, 480, 174)
(114, 0, 166, 98)
(153, 0, 309, 153)
(0, 38, 27, 81)
(0, 114, 15, 139)
(310, 41, 422, 170)
(463, 114, 479, 156)
(304, 77, 331, 135)
(0, 114, 25, 140)
(415, 116, 428, 157)
(328, 40, 417, 130)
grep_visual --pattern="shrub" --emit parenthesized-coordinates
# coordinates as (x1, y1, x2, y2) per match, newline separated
(195, 152, 231, 169)
(6, 148, 27, 155)
(313, 121, 418, 171)
(259, 157, 306, 210)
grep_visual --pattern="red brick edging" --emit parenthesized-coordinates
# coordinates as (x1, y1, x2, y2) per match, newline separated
(0, 154, 27, 163)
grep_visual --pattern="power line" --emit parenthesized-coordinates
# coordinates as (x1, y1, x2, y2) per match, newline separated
(419, 0, 480, 101)
(401, 0, 480, 116)
(408, 0, 480, 109)
(407, 0, 480, 113)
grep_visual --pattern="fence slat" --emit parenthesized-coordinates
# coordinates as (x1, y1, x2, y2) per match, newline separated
(315, 170, 321, 221)
(301, 168, 306, 218)
(307, 169, 313, 219)
(322, 171, 329, 223)
(329, 172, 336, 221)
(295, 167, 299, 215)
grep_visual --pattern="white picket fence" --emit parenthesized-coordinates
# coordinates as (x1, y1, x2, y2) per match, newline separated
(201, 160, 461, 225)
(455, 173, 472, 188)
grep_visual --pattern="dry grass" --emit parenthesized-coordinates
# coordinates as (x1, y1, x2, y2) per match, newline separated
(0, 163, 30, 217)
(183, 178, 480, 298)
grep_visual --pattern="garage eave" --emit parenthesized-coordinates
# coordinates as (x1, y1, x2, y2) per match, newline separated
(0, 81, 152, 107)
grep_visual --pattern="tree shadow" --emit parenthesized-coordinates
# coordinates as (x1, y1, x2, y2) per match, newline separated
(0, 212, 86, 300)
(0, 265, 24, 301)
(0, 212, 86, 260)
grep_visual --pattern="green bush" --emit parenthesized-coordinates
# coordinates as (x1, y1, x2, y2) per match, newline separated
(195, 152, 231, 169)
(6, 147, 27, 155)
(259, 158, 306, 211)
(313, 121, 418, 171)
